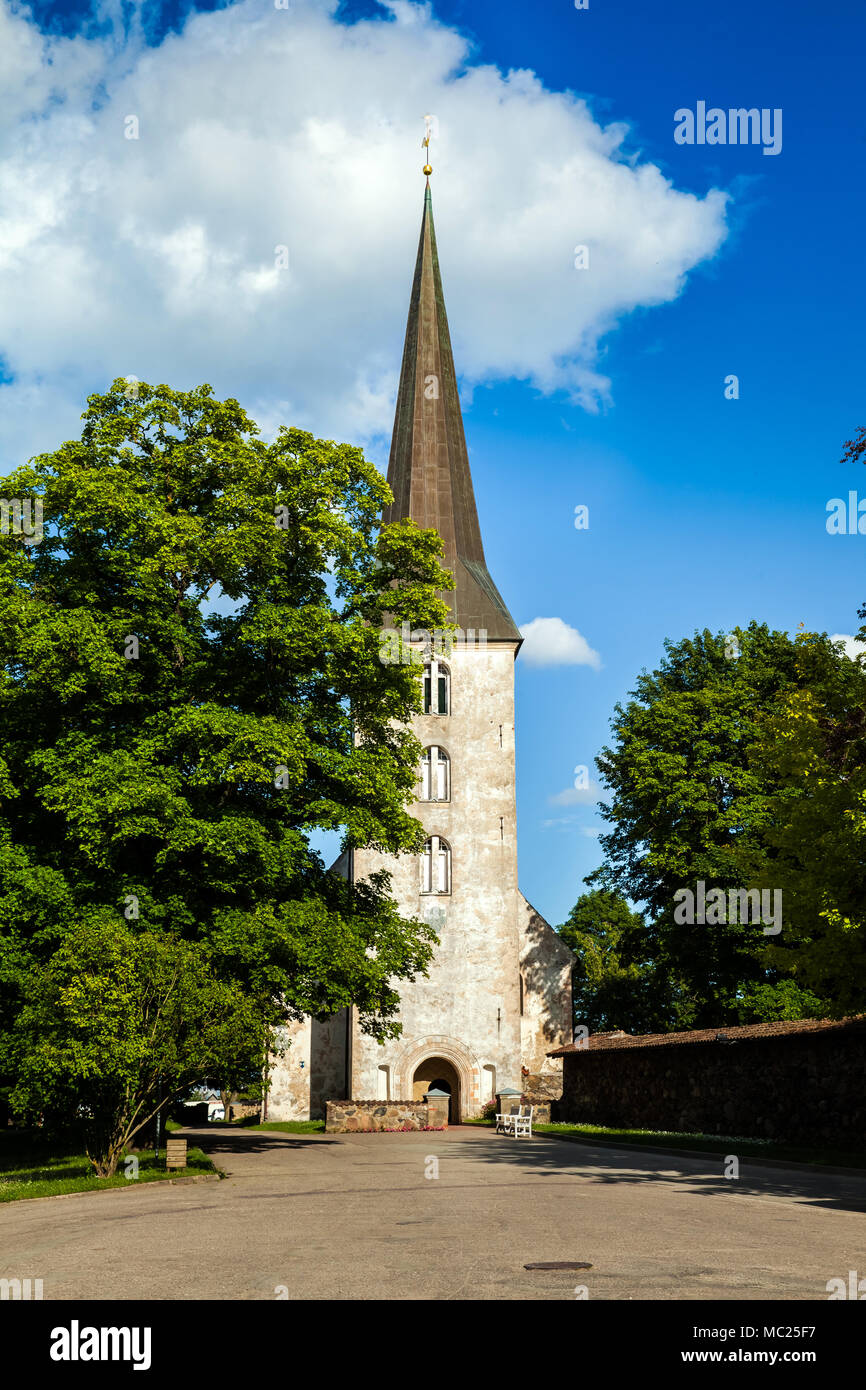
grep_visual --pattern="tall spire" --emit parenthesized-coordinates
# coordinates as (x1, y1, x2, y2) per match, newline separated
(383, 184, 522, 643)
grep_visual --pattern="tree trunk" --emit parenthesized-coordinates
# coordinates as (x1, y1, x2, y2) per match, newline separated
(220, 1089, 236, 1123)
(88, 1130, 127, 1178)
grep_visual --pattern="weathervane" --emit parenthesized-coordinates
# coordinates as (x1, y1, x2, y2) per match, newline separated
(422, 114, 434, 178)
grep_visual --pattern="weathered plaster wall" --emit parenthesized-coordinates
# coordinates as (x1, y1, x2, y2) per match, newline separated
(518, 894, 574, 1075)
(351, 641, 523, 1119)
(267, 1011, 348, 1121)
(267, 1019, 311, 1121)
(267, 641, 575, 1123)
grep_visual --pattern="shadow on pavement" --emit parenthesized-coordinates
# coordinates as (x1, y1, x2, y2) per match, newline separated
(177, 1126, 339, 1156)
(420, 1128, 866, 1217)
(176, 1122, 866, 1217)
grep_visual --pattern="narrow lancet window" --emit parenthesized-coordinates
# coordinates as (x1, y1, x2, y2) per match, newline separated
(421, 835, 451, 894)
(423, 660, 450, 715)
(420, 746, 450, 801)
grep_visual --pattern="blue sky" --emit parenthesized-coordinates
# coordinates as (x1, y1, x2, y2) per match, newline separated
(4, 0, 865, 926)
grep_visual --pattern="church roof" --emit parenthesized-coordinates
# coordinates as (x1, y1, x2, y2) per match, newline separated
(383, 184, 522, 644)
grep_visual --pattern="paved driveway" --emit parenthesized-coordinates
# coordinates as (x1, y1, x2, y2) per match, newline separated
(2, 1126, 864, 1300)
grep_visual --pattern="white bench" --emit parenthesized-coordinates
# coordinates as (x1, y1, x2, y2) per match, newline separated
(496, 1104, 534, 1137)
(496, 1105, 520, 1135)
(513, 1105, 534, 1138)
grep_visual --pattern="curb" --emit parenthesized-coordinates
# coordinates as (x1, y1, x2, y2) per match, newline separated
(1, 1172, 222, 1205)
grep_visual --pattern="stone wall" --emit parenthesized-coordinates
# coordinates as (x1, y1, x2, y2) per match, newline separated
(228, 1102, 260, 1122)
(559, 1026, 866, 1146)
(519, 898, 574, 1074)
(522, 1072, 562, 1100)
(267, 1010, 349, 1122)
(349, 643, 525, 1116)
(520, 1072, 563, 1124)
(520, 1099, 551, 1124)
(325, 1100, 446, 1133)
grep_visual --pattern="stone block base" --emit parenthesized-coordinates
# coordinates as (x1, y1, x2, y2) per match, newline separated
(325, 1100, 446, 1133)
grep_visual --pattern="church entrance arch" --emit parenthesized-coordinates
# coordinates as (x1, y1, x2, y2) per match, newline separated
(412, 1057, 459, 1124)
(396, 1035, 478, 1123)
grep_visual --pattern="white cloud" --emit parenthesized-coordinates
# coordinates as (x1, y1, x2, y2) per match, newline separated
(541, 817, 603, 836)
(830, 633, 866, 662)
(0, 0, 729, 471)
(518, 616, 601, 669)
(549, 779, 602, 806)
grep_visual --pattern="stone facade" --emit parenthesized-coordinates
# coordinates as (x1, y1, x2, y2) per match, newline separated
(348, 640, 524, 1121)
(227, 1101, 260, 1122)
(267, 643, 575, 1123)
(325, 1100, 446, 1133)
(519, 897, 573, 1076)
(267, 1010, 349, 1123)
(520, 1071, 564, 1125)
(554, 1019, 866, 1147)
(521, 1072, 564, 1101)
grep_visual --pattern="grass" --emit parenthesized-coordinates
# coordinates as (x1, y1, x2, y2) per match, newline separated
(237, 1118, 325, 1134)
(465, 1117, 866, 1169)
(184, 1116, 325, 1134)
(0, 1131, 218, 1202)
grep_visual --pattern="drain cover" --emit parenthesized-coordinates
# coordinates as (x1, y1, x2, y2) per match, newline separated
(524, 1262, 593, 1271)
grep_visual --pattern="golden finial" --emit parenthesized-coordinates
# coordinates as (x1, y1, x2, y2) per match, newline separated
(422, 114, 434, 177)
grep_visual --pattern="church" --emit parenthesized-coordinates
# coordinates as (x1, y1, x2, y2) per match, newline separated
(267, 173, 574, 1123)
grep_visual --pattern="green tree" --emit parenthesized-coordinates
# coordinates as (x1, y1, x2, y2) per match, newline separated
(738, 633, 866, 1015)
(10, 915, 266, 1176)
(0, 380, 451, 1170)
(558, 889, 693, 1034)
(588, 623, 844, 1026)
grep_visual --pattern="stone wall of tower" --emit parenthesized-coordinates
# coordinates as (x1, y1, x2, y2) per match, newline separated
(518, 894, 574, 1075)
(267, 1010, 348, 1121)
(349, 640, 523, 1119)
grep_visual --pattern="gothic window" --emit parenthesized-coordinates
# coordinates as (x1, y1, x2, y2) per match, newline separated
(423, 660, 450, 715)
(421, 835, 451, 895)
(420, 746, 450, 801)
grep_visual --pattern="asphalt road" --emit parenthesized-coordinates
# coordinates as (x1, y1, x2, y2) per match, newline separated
(2, 1126, 864, 1300)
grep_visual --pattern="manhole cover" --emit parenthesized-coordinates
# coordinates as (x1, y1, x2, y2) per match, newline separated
(524, 1262, 592, 1271)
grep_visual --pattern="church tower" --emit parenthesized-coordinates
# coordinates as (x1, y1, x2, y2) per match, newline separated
(267, 176, 573, 1123)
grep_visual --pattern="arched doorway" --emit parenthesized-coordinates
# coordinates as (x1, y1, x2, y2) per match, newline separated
(412, 1057, 460, 1124)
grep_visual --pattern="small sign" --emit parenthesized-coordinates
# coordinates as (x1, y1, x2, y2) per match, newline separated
(166, 1139, 188, 1170)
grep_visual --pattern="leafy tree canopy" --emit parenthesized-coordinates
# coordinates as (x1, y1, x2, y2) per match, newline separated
(737, 633, 866, 1015)
(558, 889, 694, 1034)
(0, 381, 452, 1167)
(586, 622, 858, 1026)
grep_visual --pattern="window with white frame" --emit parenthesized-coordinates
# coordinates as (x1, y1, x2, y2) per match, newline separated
(420, 745, 450, 801)
(421, 835, 451, 894)
(423, 660, 450, 715)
